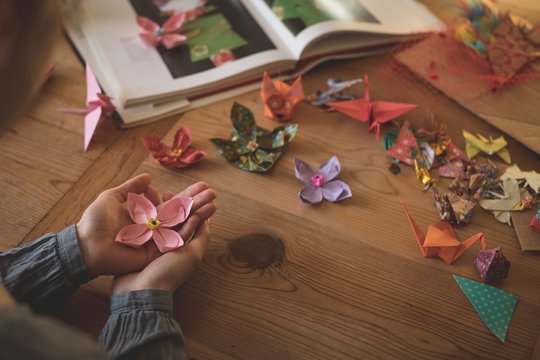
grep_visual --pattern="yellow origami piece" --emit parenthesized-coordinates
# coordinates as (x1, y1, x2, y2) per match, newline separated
(463, 130, 511, 164)
(500, 164, 540, 193)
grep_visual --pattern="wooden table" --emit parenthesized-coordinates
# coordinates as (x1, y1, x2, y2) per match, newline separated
(1, 2, 540, 359)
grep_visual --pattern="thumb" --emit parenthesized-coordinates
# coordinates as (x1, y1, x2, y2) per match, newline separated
(108, 173, 152, 202)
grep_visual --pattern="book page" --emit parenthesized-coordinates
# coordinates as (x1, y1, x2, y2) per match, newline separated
(77, 0, 295, 106)
(250, 0, 443, 58)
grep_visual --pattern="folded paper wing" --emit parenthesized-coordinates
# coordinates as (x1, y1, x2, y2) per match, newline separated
(329, 74, 417, 139)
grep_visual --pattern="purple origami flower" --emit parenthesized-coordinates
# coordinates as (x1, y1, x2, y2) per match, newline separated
(294, 156, 352, 204)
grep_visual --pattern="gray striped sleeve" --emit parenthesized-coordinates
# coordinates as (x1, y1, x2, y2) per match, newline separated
(99, 290, 188, 360)
(0, 225, 94, 306)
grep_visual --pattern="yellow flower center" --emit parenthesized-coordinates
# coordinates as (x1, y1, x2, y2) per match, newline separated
(146, 217, 161, 230)
(170, 148, 183, 157)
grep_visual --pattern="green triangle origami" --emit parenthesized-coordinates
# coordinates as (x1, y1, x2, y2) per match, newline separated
(453, 275, 518, 343)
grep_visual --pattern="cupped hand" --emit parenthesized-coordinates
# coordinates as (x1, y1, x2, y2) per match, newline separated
(76, 174, 216, 276)
(112, 220, 212, 294)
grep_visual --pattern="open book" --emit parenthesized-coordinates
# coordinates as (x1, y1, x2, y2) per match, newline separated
(63, 0, 443, 127)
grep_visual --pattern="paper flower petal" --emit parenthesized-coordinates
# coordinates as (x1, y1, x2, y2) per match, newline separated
(136, 16, 160, 33)
(173, 127, 192, 152)
(162, 34, 188, 49)
(294, 157, 315, 185)
(128, 193, 157, 224)
(115, 224, 153, 247)
(153, 228, 184, 253)
(317, 156, 341, 182)
(300, 186, 323, 204)
(162, 12, 186, 32)
(157, 197, 193, 227)
(321, 180, 352, 202)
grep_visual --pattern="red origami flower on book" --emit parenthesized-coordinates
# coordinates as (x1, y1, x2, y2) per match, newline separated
(142, 127, 207, 168)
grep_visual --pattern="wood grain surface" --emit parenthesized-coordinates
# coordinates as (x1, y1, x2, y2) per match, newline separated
(1, 1, 540, 359)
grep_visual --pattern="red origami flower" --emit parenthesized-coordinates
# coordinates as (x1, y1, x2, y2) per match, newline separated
(142, 127, 207, 168)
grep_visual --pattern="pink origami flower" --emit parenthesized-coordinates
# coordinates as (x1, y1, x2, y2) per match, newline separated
(137, 13, 187, 49)
(115, 193, 194, 253)
(142, 127, 207, 168)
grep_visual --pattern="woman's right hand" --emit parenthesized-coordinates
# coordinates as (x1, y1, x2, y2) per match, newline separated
(111, 220, 212, 294)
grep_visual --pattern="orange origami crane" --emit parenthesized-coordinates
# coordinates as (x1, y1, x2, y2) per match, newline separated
(328, 74, 417, 140)
(401, 200, 486, 264)
(260, 71, 304, 122)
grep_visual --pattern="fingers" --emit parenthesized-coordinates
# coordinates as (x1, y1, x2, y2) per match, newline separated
(107, 174, 151, 202)
(185, 221, 212, 261)
(178, 182, 209, 198)
(162, 191, 174, 202)
(191, 188, 217, 212)
(145, 185, 161, 206)
(177, 203, 216, 241)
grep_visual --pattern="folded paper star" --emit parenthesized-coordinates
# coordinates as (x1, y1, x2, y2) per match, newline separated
(328, 74, 417, 140)
(59, 64, 115, 151)
(210, 102, 298, 172)
(116, 193, 193, 253)
(463, 130, 511, 164)
(454, 275, 518, 343)
(474, 246, 510, 283)
(500, 164, 540, 194)
(294, 156, 352, 204)
(479, 179, 528, 224)
(401, 200, 486, 264)
(137, 12, 187, 49)
(142, 127, 206, 168)
(261, 72, 304, 122)
(307, 78, 363, 107)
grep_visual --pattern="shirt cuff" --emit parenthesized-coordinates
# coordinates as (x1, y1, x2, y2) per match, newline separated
(110, 290, 173, 314)
(57, 225, 95, 287)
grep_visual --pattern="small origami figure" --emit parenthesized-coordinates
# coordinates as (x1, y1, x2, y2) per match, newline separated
(530, 208, 540, 232)
(261, 72, 304, 122)
(210, 102, 298, 172)
(137, 12, 187, 49)
(328, 74, 417, 140)
(306, 78, 363, 107)
(432, 186, 477, 226)
(59, 64, 115, 151)
(294, 156, 352, 204)
(386, 121, 420, 166)
(454, 275, 518, 343)
(474, 246, 510, 283)
(116, 193, 193, 253)
(479, 178, 528, 225)
(142, 127, 206, 168)
(500, 164, 540, 194)
(401, 200, 485, 264)
(463, 130, 511, 164)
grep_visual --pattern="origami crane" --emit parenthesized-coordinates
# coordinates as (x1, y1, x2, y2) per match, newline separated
(137, 12, 187, 49)
(294, 156, 352, 204)
(463, 130, 511, 164)
(59, 64, 115, 151)
(261, 72, 304, 122)
(328, 74, 417, 140)
(401, 200, 486, 264)
(116, 193, 193, 253)
(307, 77, 363, 107)
(210, 102, 298, 172)
(142, 127, 206, 168)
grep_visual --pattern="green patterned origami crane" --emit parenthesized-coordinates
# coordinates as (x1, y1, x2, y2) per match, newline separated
(210, 102, 298, 172)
